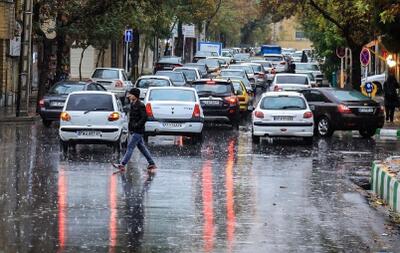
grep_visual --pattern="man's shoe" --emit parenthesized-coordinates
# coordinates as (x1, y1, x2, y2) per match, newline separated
(111, 162, 126, 172)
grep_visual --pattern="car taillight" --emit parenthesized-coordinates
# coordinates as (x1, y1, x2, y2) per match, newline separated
(303, 111, 313, 118)
(60, 112, 71, 121)
(155, 63, 162, 69)
(271, 69, 276, 74)
(338, 104, 352, 114)
(274, 86, 282, 91)
(255, 111, 264, 118)
(39, 99, 45, 108)
(115, 80, 123, 87)
(174, 64, 183, 68)
(280, 61, 286, 65)
(379, 105, 385, 113)
(108, 112, 120, 121)
(145, 103, 153, 117)
(224, 96, 237, 106)
(192, 104, 201, 118)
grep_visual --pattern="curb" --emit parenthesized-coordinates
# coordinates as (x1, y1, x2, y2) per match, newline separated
(375, 128, 400, 138)
(371, 161, 400, 212)
(0, 115, 39, 123)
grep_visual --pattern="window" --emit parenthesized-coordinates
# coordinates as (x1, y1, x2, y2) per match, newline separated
(149, 89, 196, 102)
(331, 90, 370, 101)
(295, 31, 306, 40)
(276, 75, 309, 85)
(66, 94, 114, 111)
(303, 90, 326, 102)
(49, 83, 85, 94)
(136, 79, 170, 88)
(92, 69, 119, 79)
(194, 82, 232, 95)
(261, 96, 306, 110)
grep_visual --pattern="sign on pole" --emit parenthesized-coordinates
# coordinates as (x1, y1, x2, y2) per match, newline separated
(124, 29, 133, 73)
(360, 48, 371, 66)
(124, 29, 133, 43)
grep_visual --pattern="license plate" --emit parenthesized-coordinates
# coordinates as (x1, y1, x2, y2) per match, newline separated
(50, 101, 64, 107)
(77, 131, 101, 136)
(359, 108, 373, 113)
(274, 116, 293, 121)
(202, 100, 220, 106)
(162, 123, 182, 128)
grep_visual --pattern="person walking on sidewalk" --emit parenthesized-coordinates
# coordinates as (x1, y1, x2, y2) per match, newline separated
(113, 88, 157, 172)
(383, 73, 399, 123)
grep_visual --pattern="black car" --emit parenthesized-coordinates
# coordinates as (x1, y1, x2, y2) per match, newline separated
(153, 57, 183, 73)
(38, 81, 106, 127)
(300, 88, 385, 138)
(192, 79, 240, 129)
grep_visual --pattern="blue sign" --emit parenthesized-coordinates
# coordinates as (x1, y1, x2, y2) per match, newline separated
(365, 82, 373, 93)
(124, 29, 133, 43)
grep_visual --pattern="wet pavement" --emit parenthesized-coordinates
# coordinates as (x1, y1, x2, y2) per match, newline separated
(1, 119, 400, 253)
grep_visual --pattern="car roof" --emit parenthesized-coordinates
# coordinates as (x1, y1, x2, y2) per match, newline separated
(275, 73, 309, 77)
(93, 67, 123, 71)
(148, 86, 196, 91)
(69, 91, 115, 95)
(54, 81, 88, 85)
(261, 91, 304, 98)
(138, 75, 171, 80)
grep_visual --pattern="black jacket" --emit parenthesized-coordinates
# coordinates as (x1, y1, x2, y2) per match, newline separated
(384, 76, 400, 107)
(128, 100, 147, 134)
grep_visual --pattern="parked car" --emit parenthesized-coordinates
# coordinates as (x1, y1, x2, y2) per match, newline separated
(193, 51, 218, 62)
(59, 91, 129, 154)
(271, 73, 311, 91)
(39, 81, 106, 127)
(231, 79, 253, 112)
(155, 70, 188, 86)
(300, 88, 385, 138)
(173, 67, 201, 83)
(192, 79, 240, 129)
(294, 62, 324, 87)
(154, 56, 183, 72)
(143, 87, 204, 142)
(134, 76, 174, 100)
(252, 91, 314, 144)
(184, 63, 209, 78)
(90, 68, 133, 100)
(263, 54, 289, 73)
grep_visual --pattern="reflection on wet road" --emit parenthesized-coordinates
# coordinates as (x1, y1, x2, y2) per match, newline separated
(1, 122, 400, 252)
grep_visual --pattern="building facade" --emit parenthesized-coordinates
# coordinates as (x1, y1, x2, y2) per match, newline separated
(270, 16, 313, 50)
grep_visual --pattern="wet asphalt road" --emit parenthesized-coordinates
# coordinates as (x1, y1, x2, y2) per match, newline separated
(1, 118, 400, 253)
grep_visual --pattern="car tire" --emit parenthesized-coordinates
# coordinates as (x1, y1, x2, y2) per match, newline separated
(359, 128, 377, 138)
(252, 134, 260, 144)
(317, 117, 333, 137)
(303, 137, 313, 145)
(192, 133, 203, 144)
(42, 120, 52, 127)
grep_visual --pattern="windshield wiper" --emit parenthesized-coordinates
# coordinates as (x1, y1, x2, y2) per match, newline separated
(84, 107, 108, 114)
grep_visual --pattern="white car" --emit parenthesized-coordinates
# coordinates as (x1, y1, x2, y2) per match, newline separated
(252, 92, 314, 144)
(134, 75, 174, 100)
(263, 54, 288, 73)
(294, 62, 324, 86)
(143, 87, 204, 142)
(271, 73, 311, 91)
(251, 60, 276, 82)
(173, 67, 202, 83)
(59, 91, 129, 153)
(90, 68, 133, 99)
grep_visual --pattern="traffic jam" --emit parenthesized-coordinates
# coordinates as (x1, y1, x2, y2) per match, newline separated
(38, 45, 384, 154)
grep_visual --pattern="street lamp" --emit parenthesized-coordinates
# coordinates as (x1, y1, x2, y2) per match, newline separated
(386, 54, 397, 68)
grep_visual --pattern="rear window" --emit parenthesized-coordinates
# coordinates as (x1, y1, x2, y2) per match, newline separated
(49, 83, 85, 95)
(158, 57, 181, 64)
(253, 61, 273, 68)
(234, 54, 250, 60)
(264, 56, 283, 61)
(175, 69, 197, 81)
(261, 96, 306, 110)
(148, 89, 196, 102)
(155, 72, 184, 83)
(331, 90, 370, 101)
(136, 78, 170, 88)
(66, 94, 114, 111)
(296, 64, 319, 71)
(229, 65, 254, 74)
(193, 82, 232, 95)
(221, 70, 244, 77)
(250, 65, 263, 72)
(92, 69, 119, 79)
(276, 76, 309, 85)
(198, 59, 220, 68)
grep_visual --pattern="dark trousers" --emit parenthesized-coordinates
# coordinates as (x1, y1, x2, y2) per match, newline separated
(385, 106, 395, 122)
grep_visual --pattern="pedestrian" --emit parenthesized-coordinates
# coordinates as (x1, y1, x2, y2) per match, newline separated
(383, 73, 399, 123)
(112, 88, 157, 172)
(301, 51, 308, 63)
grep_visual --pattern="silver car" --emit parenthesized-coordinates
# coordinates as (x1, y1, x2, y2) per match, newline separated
(90, 68, 133, 99)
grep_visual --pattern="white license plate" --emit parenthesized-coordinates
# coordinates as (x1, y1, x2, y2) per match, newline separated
(202, 100, 220, 105)
(162, 123, 183, 128)
(77, 131, 101, 136)
(50, 101, 64, 107)
(359, 108, 373, 113)
(274, 116, 293, 121)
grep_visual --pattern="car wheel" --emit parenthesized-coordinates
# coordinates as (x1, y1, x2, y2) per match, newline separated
(359, 128, 377, 138)
(252, 134, 260, 144)
(303, 137, 313, 145)
(42, 120, 52, 127)
(317, 117, 333, 137)
(192, 133, 203, 144)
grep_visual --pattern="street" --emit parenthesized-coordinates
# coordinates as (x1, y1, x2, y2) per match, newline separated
(1, 119, 400, 253)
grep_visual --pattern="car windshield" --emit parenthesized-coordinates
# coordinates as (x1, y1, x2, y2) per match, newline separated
(148, 89, 196, 102)
(175, 69, 197, 81)
(137, 78, 170, 88)
(221, 70, 244, 77)
(261, 96, 306, 110)
(276, 75, 309, 85)
(155, 72, 184, 83)
(232, 81, 244, 93)
(66, 94, 114, 111)
(296, 64, 319, 71)
(264, 56, 283, 62)
(331, 90, 370, 101)
(92, 69, 119, 79)
(193, 82, 231, 95)
(49, 83, 85, 95)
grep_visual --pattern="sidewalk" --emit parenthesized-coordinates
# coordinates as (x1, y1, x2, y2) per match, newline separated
(375, 110, 400, 138)
(0, 105, 39, 123)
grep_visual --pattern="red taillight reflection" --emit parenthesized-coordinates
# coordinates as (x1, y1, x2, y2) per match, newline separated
(192, 104, 201, 118)
(115, 80, 123, 87)
(338, 104, 352, 114)
(39, 99, 45, 108)
(255, 111, 264, 118)
(108, 112, 120, 121)
(146, 103, 153, 117)
(303, 111, 313, 118)
(224, 96, 237, 106)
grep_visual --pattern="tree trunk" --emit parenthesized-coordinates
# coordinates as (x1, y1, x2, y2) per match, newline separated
(36, 38, 53, 112)
(101, 49, 105, 66)
(141, 42, 148, 75)
(96, 49, 102, 67)
(174, 21, 183, 57)
(350, 45, 362, 91)
(79, 46, 88, 81)
(130, 29, 140, 80)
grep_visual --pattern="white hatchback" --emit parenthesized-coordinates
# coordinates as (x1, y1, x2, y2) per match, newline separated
(144, 87, 204, 142)
(271, 73, 311, 92)
(252, 92, 314, 144)
(59, 91, 129, 153)
(134, 75, 174, 100)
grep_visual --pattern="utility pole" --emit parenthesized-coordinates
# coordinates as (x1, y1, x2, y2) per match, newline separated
(16, 0, 33, 117)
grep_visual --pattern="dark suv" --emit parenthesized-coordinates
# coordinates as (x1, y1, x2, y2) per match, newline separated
(192, 79, 240, 129)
